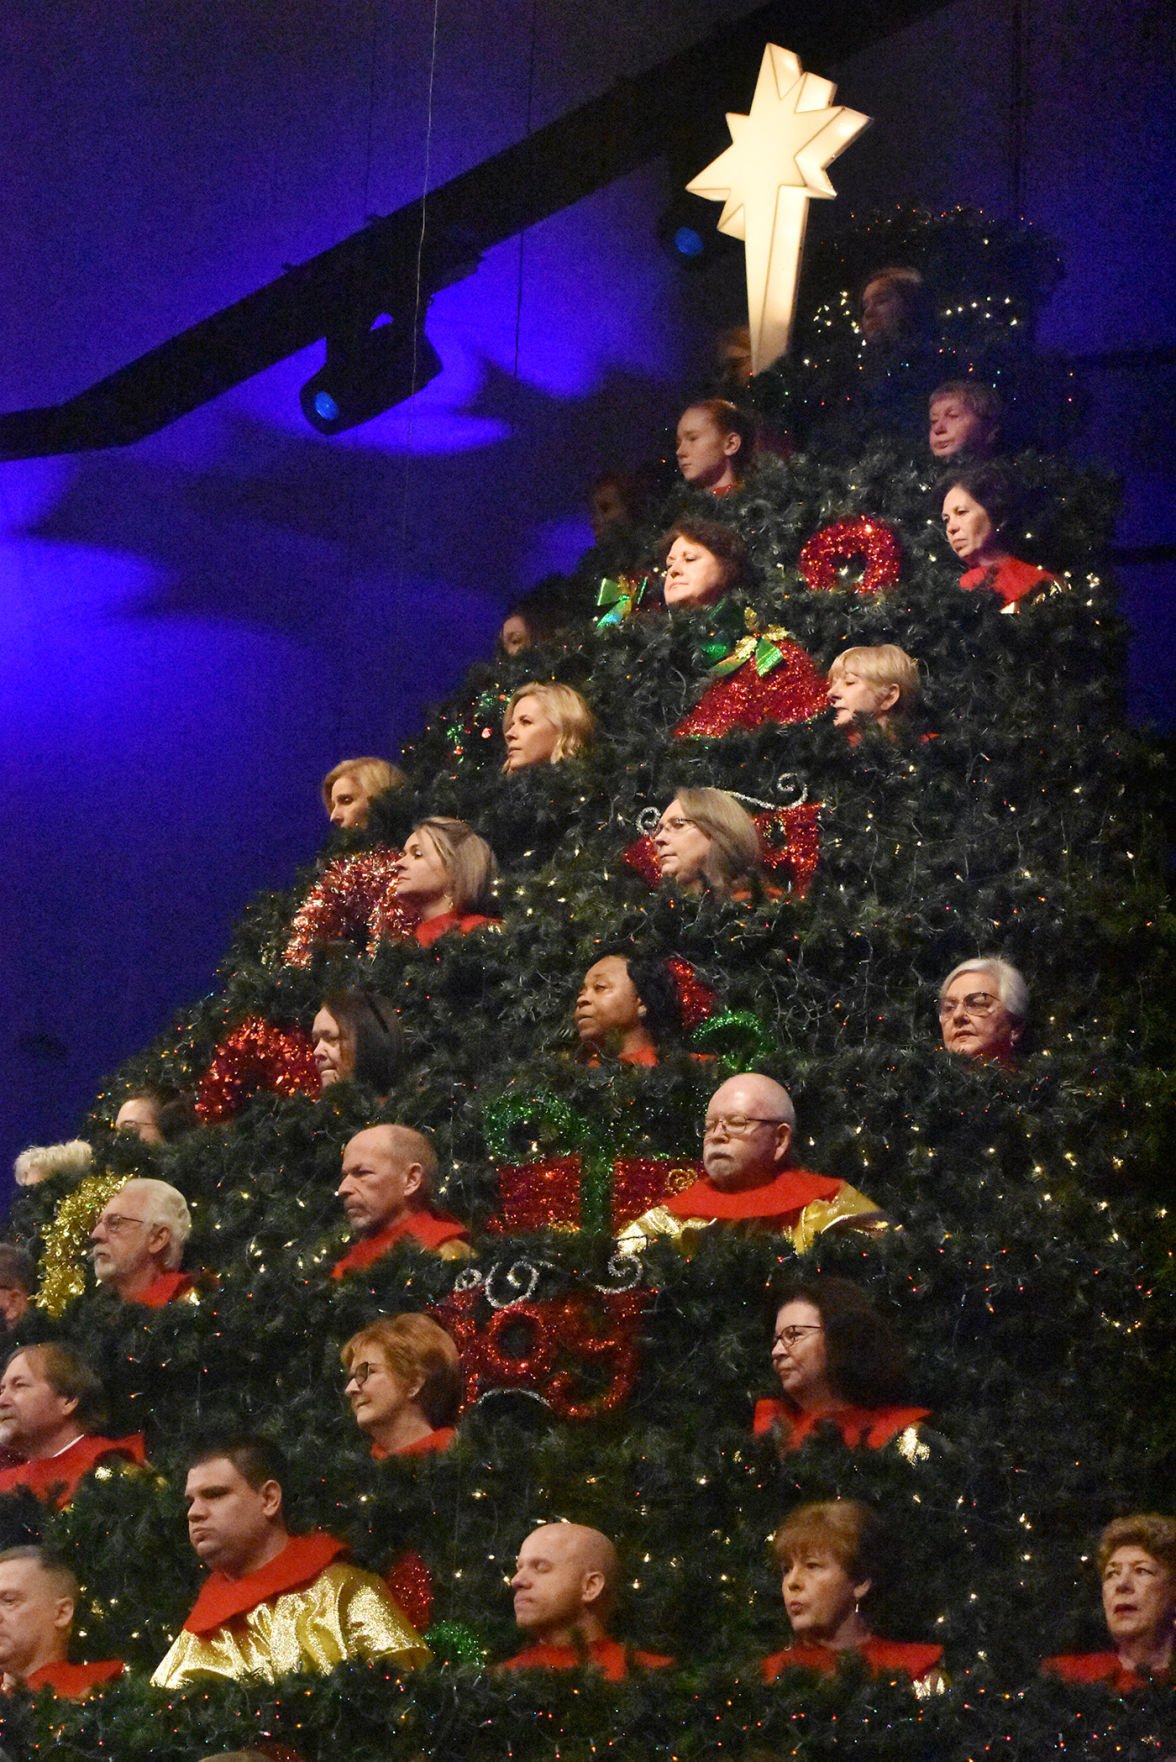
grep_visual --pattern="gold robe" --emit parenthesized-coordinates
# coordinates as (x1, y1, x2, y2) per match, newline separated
(152, 1560, 430, 1688)
(616, 1168, 888, 1256)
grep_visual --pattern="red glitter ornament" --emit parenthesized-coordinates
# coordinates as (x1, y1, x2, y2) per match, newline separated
(282, 849, 414, 967)
(797, 514, 903, 595)
(674, 636, 828, 738)
(385, 1549, 434, 1634)
(487, 1155, 700, 1233)
(664, 957, 717, 1032)
(195, 1016, 320, 1122)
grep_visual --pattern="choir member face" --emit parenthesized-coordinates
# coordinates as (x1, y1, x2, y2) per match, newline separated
(504, 695, 559, 772)
(337, 1126, 423, 1238)
(1101, 1547, 1176, 1652)
(771, 1301, 834, 1411)
(702, 1075, 793, 1192)
(859, 276, 906, 344)
(312, 1007, 355, 1087)
(938, 973, 1020, 1062)
(327, 772, 371, 829)
(574, 956, 643, 1048)
(929, 396, 994, 461)
(663, 535, 729, 609)
(0, 1352, 78, 1457)
(0, 1279, 30, 1330)
(115, 1097, 164, 1145)
(941, 485, 997, 566)
(89, 1182, 162, 1288)
(184, 1456, 282, 1578)
(781, 1547, 869, 1643)
(344, 1349, 421, 1440)
(510, 1526, 596, 1638)
(676, 406, 739, 490)
(653, 798, 712, 891)
(590, 480, 629, 540)
(394, 827, 451, 912)
(500, 615, 531, 656)
(826, 665, 899, 728)
(0, 1557, 74, 1678)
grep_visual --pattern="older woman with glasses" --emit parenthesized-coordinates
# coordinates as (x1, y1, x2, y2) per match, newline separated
(340, 1314, 463, 1459)
(754, 1276, 930, 1453)
(651, 789, 763, 899)
(937, 957, 1027, 1065)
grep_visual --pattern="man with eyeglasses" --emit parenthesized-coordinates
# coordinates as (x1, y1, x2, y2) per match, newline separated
(89, 1178, 203, 1307)
(0, 1344, 146, 1506)
(152, 1435, 430, 1688)
(617, 1073, 887, 1254)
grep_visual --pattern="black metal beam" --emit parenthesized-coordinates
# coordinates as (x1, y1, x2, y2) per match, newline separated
(0, 0, 954, 458)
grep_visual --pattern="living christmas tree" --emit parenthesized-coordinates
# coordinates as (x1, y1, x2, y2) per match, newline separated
(0, 205, 1170, 1762)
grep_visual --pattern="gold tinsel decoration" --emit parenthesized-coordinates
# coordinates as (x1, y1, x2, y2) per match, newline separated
(35, 1171, 126, 1317)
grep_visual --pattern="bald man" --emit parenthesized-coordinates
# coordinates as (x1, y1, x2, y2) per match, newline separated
(331, 1125, 472, 1279)
(617, 1073, 888, 1255)
(501, 1523, 672, 1680)
(90, 1178, 201, 1307)
(0, 1546, 124, 1698)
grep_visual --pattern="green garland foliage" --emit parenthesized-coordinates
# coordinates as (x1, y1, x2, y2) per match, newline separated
(2, 209, 1172, 1761)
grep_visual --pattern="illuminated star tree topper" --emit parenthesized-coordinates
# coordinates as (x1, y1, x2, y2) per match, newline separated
(687, 43, 871, 372)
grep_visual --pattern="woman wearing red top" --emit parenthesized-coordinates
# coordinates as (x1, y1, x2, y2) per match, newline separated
(573, 948, 685, 1068)
(754, 1276, 930, 1453)
(392, 817, 500, 946)
(761, 1500, 945, 1692)
(341, 1313, 462, 1460)
(1043, 1513, 1175, 1691)
(939, 462, 1058, 610)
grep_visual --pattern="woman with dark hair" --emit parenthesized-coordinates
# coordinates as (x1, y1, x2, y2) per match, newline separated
(392, 818, 500, 947)
(675, 399, 756, 495)
(660, 520, 747, 611)
(573, 948, 684, 1067)
(311, 992, 403, 1094)
(762, 1500, 945, 1690)
(940, 463, 1058, 609)
(858, 267, 936, 348)
(754, 1277, 930, 1452)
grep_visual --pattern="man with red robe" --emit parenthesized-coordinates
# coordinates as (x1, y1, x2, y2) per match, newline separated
(0, 1546, 123, 1697)
(151, 1436, 430, 1688)
(617, 1073, 888, 1255)
(330, 1125, 472, 1280)
(89, 1178, 202, 1307)
(0, 1344, 146, 1507)
(500, 1522, 672, 1680)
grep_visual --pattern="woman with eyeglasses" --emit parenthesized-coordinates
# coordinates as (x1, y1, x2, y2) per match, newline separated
(937, 957, 1027, 1065)
(651, 789, 763, 899)
(340, 1314, 462, 1459)
(754, 1277, 930, 1453)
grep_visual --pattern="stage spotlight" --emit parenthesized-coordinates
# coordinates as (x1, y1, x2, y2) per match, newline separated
(656, 195, 726, 269)
(299, 316, 441, 436)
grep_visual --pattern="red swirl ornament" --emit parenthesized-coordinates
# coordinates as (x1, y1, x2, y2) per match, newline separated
(674, 638, 828, 738)
(282, 849, 414, 967)
(195, 1016, 320, 1122)
(797, 515, 902, 595)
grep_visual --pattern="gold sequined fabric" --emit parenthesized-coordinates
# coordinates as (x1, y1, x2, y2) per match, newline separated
(151, 1563, 431, 1688)
(616, 1182, 888, 1255)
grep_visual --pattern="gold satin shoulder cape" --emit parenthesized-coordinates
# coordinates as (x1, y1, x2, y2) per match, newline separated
(151, 1561, 431, 1689)
(616, 1182, 887, 1256)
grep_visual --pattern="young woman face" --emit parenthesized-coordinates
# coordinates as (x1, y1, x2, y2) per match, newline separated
(676, 406, 740, 490)
(393, 828, 451, 910)
(663, 535, 730, 609)
(941, 485, 997, 565)
(504, 695, 560, 771)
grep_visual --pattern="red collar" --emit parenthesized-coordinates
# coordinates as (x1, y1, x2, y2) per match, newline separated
(1043, 1651, 1165, 1691)
(762, 1637, 943, 1681)
(413, 911, 498, 948)
(0, 1433, 147, 1507)
(667, 1167, 842, 1221)
(129, 1269, 198, 1308)
(331, 1209, 470, 1278)
(184, 1532, 346, 1635)
(23, 1658, 124, 1698)
(752, 1397, 931, 1449)
(501, 1636, 672, 1680)
(371, 1426, 456, 1460)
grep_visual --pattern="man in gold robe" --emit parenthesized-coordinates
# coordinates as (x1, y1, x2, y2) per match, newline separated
(617, 1073, 888, 1255)
(151, 1436, 429, 1688)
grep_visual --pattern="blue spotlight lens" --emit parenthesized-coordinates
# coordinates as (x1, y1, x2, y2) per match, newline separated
(673, 226, 705, 260)
(313, 390, 340, 422)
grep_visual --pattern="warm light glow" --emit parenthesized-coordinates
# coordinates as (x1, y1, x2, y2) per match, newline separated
(687, 44, 870, 370)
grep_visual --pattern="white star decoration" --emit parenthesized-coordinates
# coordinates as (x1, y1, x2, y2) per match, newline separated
(688, 44, 871, 371)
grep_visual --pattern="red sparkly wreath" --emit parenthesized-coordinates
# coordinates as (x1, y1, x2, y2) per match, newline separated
(282, 849, 414, 967)
(195, 1016, 320, 1122)
(797, 515, 902, 595)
